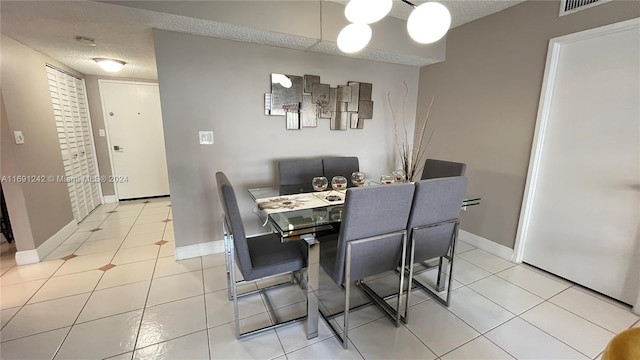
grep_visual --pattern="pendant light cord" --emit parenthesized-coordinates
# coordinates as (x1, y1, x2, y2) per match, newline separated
(400, 0, 417, 8)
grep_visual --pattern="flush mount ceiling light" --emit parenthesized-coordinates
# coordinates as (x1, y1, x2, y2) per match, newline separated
(94, 58, 125, 72)
(337, 23, 372, 53)
(338, 0, 451, 53)
(345, 0, 392, 24)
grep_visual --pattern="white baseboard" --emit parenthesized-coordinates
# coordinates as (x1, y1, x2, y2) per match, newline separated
(102, 195, 118, 204)
(175, 239, 224, 260)
(458, 230, 514, 262)
(15, 250, 40, 265)
(15, 220, 78, 265)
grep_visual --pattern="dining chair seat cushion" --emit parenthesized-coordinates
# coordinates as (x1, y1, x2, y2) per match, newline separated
(244, 233, 307, 281)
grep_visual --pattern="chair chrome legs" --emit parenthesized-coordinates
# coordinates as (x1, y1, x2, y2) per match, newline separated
(408, 221, 459, 308)
(320, 231, 408, 349)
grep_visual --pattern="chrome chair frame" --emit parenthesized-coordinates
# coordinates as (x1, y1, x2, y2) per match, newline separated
(222, 215, 309, 338)
(406, 219, 460, 309)
(320, 229, 408, 349)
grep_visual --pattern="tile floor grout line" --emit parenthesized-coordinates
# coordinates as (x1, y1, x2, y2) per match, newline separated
(129, 218, 161, 355)
(49, 258, 110, 359)
(480, 333, 520, 360)
(400, 309, 454, 359)
(0, 323, 73, 344)
(543, 286, 638, 335)
(516, 306, 609, 359)
(442, 286, 517, 335)
(198, 256, 213, 360)
(434, 332, 484, 359)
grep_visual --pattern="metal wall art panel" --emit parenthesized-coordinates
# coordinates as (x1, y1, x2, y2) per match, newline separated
(331, 112, 349, 130)
(311, 83, 330, 108)
(347, 82, 360, 112)
(301, 95, 317, 127)
(350, 113, 364, 129)
(270, 74, 303, 116)
(358, 100, 373, 119)
(304, 75, 320, 94)
(359, 83, 372, 101)
(286, 112, 300, 130)
(337, 85, 352, 103)
(266, 73, 374, 130)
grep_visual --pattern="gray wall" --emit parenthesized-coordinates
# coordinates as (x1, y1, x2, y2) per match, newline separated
(153, 30, 420, 249)
(1, 35, 76, 250)
(85, 75, 157, 196)
(416, 0, 640, 249)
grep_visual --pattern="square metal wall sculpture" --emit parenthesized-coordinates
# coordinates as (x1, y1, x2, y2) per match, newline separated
(265, 73, 373, 130)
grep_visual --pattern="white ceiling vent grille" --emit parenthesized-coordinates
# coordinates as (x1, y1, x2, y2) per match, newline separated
(560, 0, 611, 16)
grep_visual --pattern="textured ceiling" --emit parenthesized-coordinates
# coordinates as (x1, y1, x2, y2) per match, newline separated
(1, 0, 524, 80)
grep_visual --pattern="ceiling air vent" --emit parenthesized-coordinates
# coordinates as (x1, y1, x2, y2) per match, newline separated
(560, 0, 611, 16)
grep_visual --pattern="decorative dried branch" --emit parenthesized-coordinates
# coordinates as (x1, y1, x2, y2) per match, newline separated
(387, 82, 435, 181)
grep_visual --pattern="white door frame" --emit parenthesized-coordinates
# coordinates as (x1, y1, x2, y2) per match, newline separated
(80, 78, 105, 206)
(97, 79, 160, 201)
(513, 18, 640, 312)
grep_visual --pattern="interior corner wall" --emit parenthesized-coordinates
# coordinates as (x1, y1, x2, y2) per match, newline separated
(153, 29, 420, 249)
(1, 92, 36, 251)
(415, 0, 640, 249)
(84, 75, 158, 197)
(1, 34, 76, 250)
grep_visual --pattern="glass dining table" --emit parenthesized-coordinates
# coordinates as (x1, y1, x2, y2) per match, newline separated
(247, 183, 481, 340)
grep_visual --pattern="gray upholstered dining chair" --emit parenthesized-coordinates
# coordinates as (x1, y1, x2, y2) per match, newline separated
(318, 183, 415, 348)
(322, 156, 359, 187)
(215, 172, 308, 338)
(420, 158, 467, 180)
(405, 176, 468, 311)
(278, 158, 324, 186)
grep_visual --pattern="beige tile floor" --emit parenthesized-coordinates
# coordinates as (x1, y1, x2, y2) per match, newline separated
(1, 197, 639, 359)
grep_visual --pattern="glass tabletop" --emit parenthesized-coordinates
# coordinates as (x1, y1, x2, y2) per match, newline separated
(249, 184, 481, 239)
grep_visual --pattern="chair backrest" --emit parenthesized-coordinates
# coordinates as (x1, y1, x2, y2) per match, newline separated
(215, 172, 252, 276)
(407, 176, 468, 262)
(278, 159, 324, 186)
(421, 159, 466, 180)
(332, 183, 415, 285)
(322, 157, 359, 186)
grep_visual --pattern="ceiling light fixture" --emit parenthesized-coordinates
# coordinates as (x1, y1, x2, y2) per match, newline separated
(345, 0, 392, 24)
(94, 58, 126, 72)
(337, 23, 372, 53)
(406, 1, 451, 44)
(338, 0, 451, 54)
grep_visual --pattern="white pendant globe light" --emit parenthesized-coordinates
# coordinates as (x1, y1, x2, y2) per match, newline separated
(337, 23, 372, 53)
(407, 2, 451, 44)
(345, 0, 392, 24)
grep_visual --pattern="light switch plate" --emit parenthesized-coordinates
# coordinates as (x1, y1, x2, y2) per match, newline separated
(199, 131, 214, 145)
(99, 129, 106, 137)
(13, 131, 24, 144)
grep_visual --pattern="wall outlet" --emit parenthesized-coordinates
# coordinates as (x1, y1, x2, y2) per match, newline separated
(99, 129, 106, 137)
(199, 131, 214, 145)
(13, 131, 25, 144)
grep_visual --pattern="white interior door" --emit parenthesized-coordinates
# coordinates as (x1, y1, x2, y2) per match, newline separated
(518, 19, 640, 305)
(99, 81, 170, 200)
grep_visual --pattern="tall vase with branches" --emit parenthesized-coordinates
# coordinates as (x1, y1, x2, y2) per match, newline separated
(387, 83, 435, 182)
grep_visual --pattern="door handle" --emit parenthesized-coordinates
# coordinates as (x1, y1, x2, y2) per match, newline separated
(113, 145, 124, 151)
